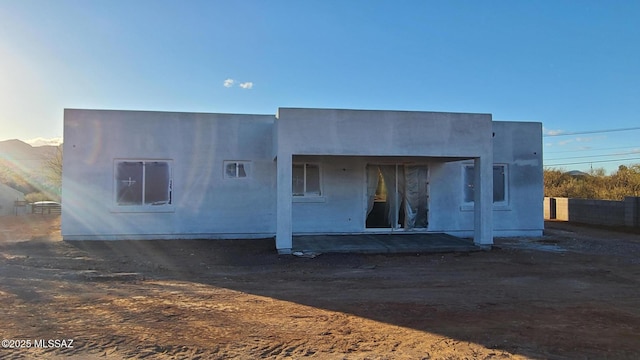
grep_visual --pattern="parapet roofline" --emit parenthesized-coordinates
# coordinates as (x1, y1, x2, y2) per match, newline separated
(276, 107, 492, 118)
(64, 108, 274, 118)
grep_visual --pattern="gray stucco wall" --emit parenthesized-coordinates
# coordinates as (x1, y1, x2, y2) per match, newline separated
(276, 108, 493, 157)
(0, 183, 25, 216)
(291, 156, 366, 233)
(62, 109, 276, 240)
(275, 108, 497, 248)
(428, 121, 543, 236)
(289, 141, 543, 237)
(492, 121, 543, 235)
(62, 108, 543, 241)
(289, 118, 544, 236)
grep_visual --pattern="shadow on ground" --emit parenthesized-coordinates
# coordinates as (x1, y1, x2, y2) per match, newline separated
(61, 233, 640, 359)
(1, 219, 639, 359)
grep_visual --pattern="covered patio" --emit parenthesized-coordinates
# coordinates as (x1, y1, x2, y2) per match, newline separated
(275, 108, 495, 254)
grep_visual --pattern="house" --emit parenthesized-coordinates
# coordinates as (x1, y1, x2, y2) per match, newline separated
(62, 108, 543, 253)
(0, 182, 25, 216)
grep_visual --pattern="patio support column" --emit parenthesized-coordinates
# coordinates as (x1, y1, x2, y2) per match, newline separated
(276, 153, 293, 253)
(473, 156, 493, 247)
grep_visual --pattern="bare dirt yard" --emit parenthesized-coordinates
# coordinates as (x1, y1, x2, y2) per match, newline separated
(1, 215, 639, 359)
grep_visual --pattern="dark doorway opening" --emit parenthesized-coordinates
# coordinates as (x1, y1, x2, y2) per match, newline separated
(365, 164, 428, 230)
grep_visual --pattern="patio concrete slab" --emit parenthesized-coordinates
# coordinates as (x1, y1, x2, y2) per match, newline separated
(292, 233, 481, 254)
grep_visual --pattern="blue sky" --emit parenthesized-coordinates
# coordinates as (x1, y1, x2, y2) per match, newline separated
(1, 0, 639, 172)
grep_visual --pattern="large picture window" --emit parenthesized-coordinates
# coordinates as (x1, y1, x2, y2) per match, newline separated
(463, 164, 507, 204)
(292, 163, 321, 196)
(115, 160, 172, 207)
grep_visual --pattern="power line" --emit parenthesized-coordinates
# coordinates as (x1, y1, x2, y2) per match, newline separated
(546, 150, 640, 161)
(544, 156, 640, 167)
(545, 145, 640, 155)
(543, 126, 640, 137)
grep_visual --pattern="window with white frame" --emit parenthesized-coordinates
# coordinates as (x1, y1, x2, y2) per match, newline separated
(292, 163, 321, 196)
(115, 160, 172, 206)
(224, 161, 250, 179)
(463, 164, 507, 204)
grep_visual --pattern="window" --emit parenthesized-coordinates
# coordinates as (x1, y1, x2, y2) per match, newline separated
(224, 161, 250, 179)
(115, 160, 172, 206)
(464, 164, 507, 204)
(292, 163, 321, 196)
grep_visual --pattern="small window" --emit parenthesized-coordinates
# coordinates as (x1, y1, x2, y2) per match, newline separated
(224, 161, 250, 179)
(115, 160, 172, 206)
(463, 164, 507, 204)
(292, 163, 321, 196)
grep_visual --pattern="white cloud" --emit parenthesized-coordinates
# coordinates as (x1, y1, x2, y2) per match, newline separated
(618, 148, 640, 156)
(543, 127, 564, 136)
(576, 135, 606, 142)
(25, 137, 63, 147)
(223, 79, 253, 89)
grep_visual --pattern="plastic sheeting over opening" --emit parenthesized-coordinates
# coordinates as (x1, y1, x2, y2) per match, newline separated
(366, 164, 428, 229)
(402, 165, 429, 229)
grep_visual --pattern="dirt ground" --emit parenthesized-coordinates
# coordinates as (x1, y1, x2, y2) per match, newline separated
(0, 215, 639, 359)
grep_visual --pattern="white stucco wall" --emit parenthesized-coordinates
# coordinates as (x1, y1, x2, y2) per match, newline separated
(428, 121, 543, 237)
(275, 108, 495, 250)
(62, 109, 276, 240)
(62, 108, 542, 244)
(276, 108, 493, 157)
(0, 183, 25, 216)
(289, 143, 542, 238)
(291, 156, 366, 233)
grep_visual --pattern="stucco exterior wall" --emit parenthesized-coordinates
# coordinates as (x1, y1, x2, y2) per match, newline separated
(0, 183, 25, 216)
(62, 108, 543, 243)
(289, 128, 543, 238)
(290, 155, 437, 234)
(291, 156, 366, 233)
(292, 138, 544, 237)
(62, 109, 276, 240)
(275, 108, 496, 250)
(276, 108, 493, 157)
(492, 121, 543, 236)
(428, 121, 543, 237)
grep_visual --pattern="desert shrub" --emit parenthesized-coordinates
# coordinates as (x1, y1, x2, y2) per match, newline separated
(25, 192, 51, 203)
(545, 164, 640, 200)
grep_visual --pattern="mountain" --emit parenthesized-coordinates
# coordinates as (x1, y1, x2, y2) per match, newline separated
(25, 137, 63, 147)
(565, 170, 590, 177)
(0, 139, 58, 160)
(0, 139, 61, 197)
